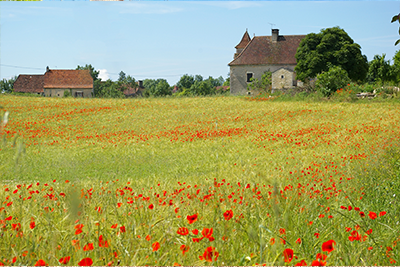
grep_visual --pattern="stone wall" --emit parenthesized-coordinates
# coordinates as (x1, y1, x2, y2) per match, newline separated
(271, 68, 296, 90)
(230, 64, 296, 95)
(44, 88, 93, 98)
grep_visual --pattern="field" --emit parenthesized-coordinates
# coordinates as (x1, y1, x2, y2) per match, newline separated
(0, 94, 399, 266)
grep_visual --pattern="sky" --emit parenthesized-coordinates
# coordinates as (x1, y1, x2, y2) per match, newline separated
(1, 1, 400, 85)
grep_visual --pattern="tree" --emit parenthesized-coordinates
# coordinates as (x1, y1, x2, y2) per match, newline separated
(295, 27, 368, 82)
(76, 64, 100, 81)
(223, 77, 230, 87)
(247, 71, 272, 94)
(315, 65, 350, 97)
(118, 71, 126, 83)
(366, 54, 393, 85)
(176, 74, 195, 90)
(0, 76, 17, 93)
(189, 80, 213, 96)
(143, 79, 171, 97)
(391, 13, 400, 45)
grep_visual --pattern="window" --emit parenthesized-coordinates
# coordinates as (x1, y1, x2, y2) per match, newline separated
(247, 73, 253, 82)
(281, 75, 284, 79)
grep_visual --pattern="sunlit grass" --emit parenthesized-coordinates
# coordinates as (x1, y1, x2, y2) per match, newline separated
(0, 95, 399, 265)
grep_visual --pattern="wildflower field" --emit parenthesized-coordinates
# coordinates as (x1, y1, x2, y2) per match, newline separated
(0, 95, 400, 266)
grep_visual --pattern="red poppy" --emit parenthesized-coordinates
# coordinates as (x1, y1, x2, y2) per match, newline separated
(270, 237, 275, 245)
(177, 227, 189, 236)
(75, 224, 84, 235)
(99, 235, 109, 248)
(201, 228, 213, 239)
(379, 211, 387, 216)
(348, 231, 361, 242)
(316, 253, 327, 261)
(192, 229, 199, 235)
(295, 260, 308, 266)
(199, 246, 219, 262)
(296, 238, 302, 244)
(279, 228, 286, 235)
(192, 237, 203, 242)
(223, 210, 233, 221)
(5, 216, 12, 221)
(368, 211, 377, 220)
(146, 235, 151, 241)
(366, 229, 372, 235)
(34, 259, 47, 266)
(321, 240, 336, 253)
(180, 244, 189, 255)
(83, 243, 94, 251)
(111, 224, 118, 229)
(120, 226, 126, 233)
(152, 241, 160, 251)
(78, 258, 93, 266)
(359, 211, 365, 217)
(30, 221, 35, 230)
(187, 214, 198, 224)
(59, 256, 71, 265)
(283, 248, 294, 263)
(314, 232, 320, 238)
(311, 260, 326, 266)
(149, 204, 154, 209)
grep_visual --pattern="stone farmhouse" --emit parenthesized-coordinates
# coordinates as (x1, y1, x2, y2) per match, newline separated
(228, 29, 306, 95)
(14, 67, 94, 97)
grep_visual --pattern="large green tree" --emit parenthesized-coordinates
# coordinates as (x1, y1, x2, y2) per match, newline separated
(176, 74, 195, 90)
(366, 54, 393, 85)
(0, 76, 17, 93)
(295, 27, 368, 82)
(76, 64, 100, 81)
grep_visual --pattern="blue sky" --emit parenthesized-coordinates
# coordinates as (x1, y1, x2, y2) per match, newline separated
(1, 1, 400, 85)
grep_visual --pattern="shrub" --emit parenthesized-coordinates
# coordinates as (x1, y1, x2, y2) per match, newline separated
(63, 90, 71, 98)
(315, 66, 351, 97)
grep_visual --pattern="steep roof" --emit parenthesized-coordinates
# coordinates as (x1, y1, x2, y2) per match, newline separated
(235, 30, 251, 49)
(44, 69, 93, 89)
(13, 75, 44, 93)
(229, 34, 306, 66)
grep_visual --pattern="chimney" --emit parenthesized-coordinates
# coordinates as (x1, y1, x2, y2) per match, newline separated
(272, 29, 279, 42)
(46, 66, 50, 72)
(138, 80, 143, 88)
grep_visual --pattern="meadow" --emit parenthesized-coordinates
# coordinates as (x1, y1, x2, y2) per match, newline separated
(0, 94, 399, 266)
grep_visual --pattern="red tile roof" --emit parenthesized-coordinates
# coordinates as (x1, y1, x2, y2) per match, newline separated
(44, 69, 93, 89)
(229, 34, 306, 66)
(13, 75, 44, 93)
(235, 31, 251, 49)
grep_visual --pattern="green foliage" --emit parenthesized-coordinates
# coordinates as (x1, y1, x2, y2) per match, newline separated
(63, 90, 71, 98)
(223, 77, 230, 87)
(391, 13, 400, 45)
(95, 79, 124, 98)
(0, 76, 17, 93)
(143, 79, 171, 97)
(315, 65, 350, 97)
(367, 54, 394, 85)
(176, 74, 195, 90)
(247, 71, 272, 94)
(118, 71, 127, 83)
(189, 80, 213, 96)
(295, 27, 368, 82)
(76, 64, 99, 81)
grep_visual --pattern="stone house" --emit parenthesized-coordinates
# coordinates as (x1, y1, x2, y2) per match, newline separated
(13, 67, 94, 97)
(228, 29, 306, 95)
(14, 75, 44, 95)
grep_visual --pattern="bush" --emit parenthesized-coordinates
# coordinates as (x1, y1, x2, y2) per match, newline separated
(63, 90, 71, 98)
(315, 66, 351, 97)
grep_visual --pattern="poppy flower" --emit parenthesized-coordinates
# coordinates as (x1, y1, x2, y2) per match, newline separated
(311, 260, 326, 266)
(187, 214, 198, 224)
(30, 221, 35, 230)
(192, 229, 199, 235)
(201, 228, 214, 239)
(177, 227, 189, 236)
(75, 224, 84, 235)
(152, 241, 160, 251)
(199, 246, 219, 262)
(111, 224, 118, 229)
(379, 211, 387, 216)
(223, 210, 233, 221)
(120, 226, 126, 233)
(295, 260, 308, 266)
(78, 258, 93, 266)
(368, 211, 377, 220)
(146, 235, 151, 241)
(321, 240, 336, 253)
(314, 232, 320, 238)
(180, 244, 189, 255)
(316, 253, 327, 261)
(283, 248, 294, 263)
(296, 238, 302, 244)
(83, 243, 94, 251)
(279, 228, 286, 235)
(59, 256, 71, 265)
(99, 235, 109, 248)
(359, 211, 365, 217)
(34, 259, 47, 266)
(149, 204, 154, 209)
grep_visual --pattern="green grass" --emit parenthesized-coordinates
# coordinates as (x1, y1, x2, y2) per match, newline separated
(0, 94, 399, 265)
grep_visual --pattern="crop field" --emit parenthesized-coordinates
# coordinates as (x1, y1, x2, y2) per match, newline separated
(0, 95, 399, 266)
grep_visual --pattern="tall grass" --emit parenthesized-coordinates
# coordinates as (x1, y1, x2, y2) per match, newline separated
(0, 95, 399, 265)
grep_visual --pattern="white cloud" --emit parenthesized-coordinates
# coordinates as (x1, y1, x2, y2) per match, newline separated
(98, 69, 110, 81)
(120, 3, 183, 15)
